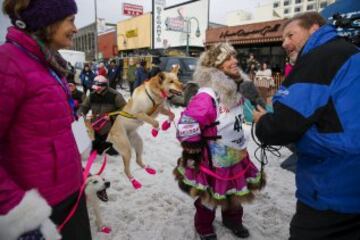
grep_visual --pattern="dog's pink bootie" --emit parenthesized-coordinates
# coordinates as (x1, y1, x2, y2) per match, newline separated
(100, 226, 112, 234)
(130, 177, 142, 189)
(145, 166, 156, 175)
(161, 120, 171, 131)
(151, 128, 159, 137)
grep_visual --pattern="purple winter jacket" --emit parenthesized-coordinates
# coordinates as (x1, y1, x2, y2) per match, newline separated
(0, 27, 82, 214)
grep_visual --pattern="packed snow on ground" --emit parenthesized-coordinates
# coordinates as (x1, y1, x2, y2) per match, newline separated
(81, 89, 296, 240)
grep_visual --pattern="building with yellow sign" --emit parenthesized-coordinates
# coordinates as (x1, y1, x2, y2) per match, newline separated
(117, 13, 152, 56)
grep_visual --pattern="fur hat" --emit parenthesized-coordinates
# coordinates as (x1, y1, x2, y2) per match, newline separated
(10, 0, 77, 32)
(199, 42, 237, 68)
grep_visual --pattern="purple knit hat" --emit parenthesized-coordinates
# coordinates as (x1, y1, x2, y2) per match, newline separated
(10, 0, 77, 32)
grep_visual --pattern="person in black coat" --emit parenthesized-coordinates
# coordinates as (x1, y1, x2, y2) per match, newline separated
(108, 59, 121, 89)
(148, 56, 161, 78)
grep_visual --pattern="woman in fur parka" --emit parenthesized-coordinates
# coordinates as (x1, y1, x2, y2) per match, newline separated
(174, 43, 265, 240)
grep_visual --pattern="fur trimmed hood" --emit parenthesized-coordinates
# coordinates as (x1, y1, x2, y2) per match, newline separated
(193, 66, 244, 108)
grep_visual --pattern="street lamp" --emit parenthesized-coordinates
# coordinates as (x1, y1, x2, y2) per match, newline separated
(185, 17, 201, 56)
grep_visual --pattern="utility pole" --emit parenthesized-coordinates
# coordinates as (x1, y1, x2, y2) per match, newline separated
(94, 0, 98, 60)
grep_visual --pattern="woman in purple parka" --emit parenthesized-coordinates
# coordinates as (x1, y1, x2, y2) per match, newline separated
(174, 43, 265, 240)
(0, 0, 91, 239)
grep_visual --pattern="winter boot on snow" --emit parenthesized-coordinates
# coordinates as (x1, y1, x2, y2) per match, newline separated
(199, 233, 217, 240)
(222, 207, 250, 238)
(194, 198, 217, 240)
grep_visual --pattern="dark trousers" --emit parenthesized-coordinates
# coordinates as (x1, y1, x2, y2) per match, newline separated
(82, 85, 91, 96)
(129, 82, 135, 95)
(290, 201, 360, 240)
(110, 79, 119, 89)
(51, 191, 92, 240)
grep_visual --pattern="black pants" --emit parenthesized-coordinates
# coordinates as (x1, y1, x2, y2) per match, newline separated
(129, 82, 135, 95)
(109, 79, 118, 89)
(290, 201, 360, 240)
(51, 191, 92, 240)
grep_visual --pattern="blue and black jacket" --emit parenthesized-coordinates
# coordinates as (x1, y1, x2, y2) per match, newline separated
(256, 24, 360, 213)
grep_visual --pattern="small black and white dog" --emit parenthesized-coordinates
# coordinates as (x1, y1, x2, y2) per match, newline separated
(85, 175, 111, 233)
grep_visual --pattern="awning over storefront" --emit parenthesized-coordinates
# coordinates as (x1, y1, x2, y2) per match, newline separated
(206, 19, 287, 46)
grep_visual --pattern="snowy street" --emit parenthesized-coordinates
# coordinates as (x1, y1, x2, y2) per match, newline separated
(85, 90, 296, 240)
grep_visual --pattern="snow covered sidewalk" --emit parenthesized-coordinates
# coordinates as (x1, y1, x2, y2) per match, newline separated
(83, 90, 296, 240)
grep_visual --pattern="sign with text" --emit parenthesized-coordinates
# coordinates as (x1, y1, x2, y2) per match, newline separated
(153, 0, 167, 48)
(153, 0, 209, 49)
(165, 16, 186, 32)
(126, 29, 138, 38)
(123, 3, 143, 16)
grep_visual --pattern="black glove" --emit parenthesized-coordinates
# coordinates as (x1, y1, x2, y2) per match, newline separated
(239, 81, 267, 109)
(180, 140, 204, 170)
(18, 229, 45, 240)
(92, 139, 113, 154)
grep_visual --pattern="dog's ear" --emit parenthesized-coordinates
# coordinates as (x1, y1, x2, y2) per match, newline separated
(157, 72, 165, 85)
(171, 64, 180, 75)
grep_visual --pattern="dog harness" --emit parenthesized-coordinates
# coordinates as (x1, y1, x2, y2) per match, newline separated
(145, 87, 166, 116)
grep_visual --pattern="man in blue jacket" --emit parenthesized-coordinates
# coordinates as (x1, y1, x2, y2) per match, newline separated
(253, 12, 360, 240)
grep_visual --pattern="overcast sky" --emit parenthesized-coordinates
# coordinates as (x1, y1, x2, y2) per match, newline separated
(0, 0, 271, 43)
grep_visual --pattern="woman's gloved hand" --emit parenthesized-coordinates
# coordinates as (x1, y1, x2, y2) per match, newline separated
(180, 140, 204, 169)
(0, 190, 61, 240)
(18, 219, 60, 240)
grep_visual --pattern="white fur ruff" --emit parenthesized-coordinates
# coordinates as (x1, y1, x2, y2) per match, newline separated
(0, 189, 52, 240)
(193, 67, 241, 109)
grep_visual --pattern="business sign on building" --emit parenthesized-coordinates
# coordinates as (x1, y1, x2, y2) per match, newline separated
(126, 29, 138, 38)
(165, 16, 185, 32)
(117, 13, 152, 50)
(153, 0, 209, 49)
(123, 3, 143, 16)
(153, 0, 167, 48)
(206, 19, 286, 46)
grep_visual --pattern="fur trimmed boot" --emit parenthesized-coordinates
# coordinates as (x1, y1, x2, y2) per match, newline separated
(222, 207, 249, 238)
(194, 198, 217, 240)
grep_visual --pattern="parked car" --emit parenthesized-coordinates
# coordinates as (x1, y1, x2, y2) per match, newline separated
(159, 56, 199, 106)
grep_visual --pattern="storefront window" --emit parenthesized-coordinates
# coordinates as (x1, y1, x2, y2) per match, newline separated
(320, 1, 327, 8)
(235, 45, 286, 74)
(307, 4, 315, 10)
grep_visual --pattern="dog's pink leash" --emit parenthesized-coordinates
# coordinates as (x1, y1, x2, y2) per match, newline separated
(57, 151, 110, 234)
(91, 115, 110, 132)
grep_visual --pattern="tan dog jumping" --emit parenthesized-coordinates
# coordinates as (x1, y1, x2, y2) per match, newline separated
(107, 66, 183, 189)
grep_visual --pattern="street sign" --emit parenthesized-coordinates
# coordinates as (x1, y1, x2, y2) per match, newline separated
(123, 3, 143, 16)
(165, 16, 185, 32)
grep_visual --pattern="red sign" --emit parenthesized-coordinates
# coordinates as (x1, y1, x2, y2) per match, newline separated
(123, 3, 143, 16)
